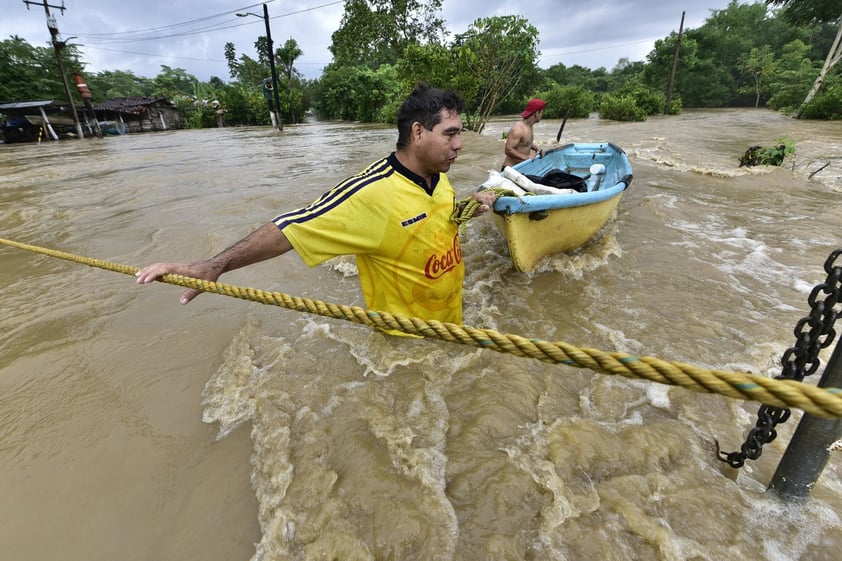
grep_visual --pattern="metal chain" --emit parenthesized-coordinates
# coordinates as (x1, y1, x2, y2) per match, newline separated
(719, 249, 842, 468)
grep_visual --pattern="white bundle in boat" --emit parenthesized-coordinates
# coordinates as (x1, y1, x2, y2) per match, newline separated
(502, 166, 578, 195)
(479, 170, 528, 197)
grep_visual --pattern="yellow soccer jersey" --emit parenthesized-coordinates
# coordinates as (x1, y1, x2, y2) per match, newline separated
(273, 153, 464, 325)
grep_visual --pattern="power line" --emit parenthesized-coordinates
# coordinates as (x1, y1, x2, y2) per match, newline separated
(83, 45, 227, 63)
(545, 37, 657, 58)
(266, 1, 345, 22)
(70, 19, 258, 45)
(55, 1, 343, 78)
(65, 1, 343, 45)
(85, 44, 331, 67)
(75, 2, 276, 38)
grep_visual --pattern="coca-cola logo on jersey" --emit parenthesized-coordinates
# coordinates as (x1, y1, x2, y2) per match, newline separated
(424, 234, 462, 279)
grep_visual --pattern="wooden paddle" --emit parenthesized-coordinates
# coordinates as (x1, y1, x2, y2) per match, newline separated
(556, 107, 571, 143)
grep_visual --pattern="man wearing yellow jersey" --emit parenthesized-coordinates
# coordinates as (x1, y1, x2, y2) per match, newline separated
(136, 84, 496, 326)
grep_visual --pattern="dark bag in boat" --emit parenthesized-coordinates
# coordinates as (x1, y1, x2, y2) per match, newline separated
(525, 170, 587, 192)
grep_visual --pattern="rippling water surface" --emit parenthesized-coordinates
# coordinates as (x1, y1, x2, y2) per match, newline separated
(1, 109, 841, 560)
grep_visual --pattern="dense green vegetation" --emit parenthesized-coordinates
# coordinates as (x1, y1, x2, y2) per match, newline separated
(1, 0, 839, 129)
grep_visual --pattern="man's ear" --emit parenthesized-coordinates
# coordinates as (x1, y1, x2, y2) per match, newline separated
(411, 121, 425, 144)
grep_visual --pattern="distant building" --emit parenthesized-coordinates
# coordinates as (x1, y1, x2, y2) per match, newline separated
(92, 97, 182, 133)
(1, 97, 183, 143)
(0, 100, 79, 143)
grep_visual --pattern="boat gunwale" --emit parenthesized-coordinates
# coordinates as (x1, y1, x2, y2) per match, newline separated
(491, 141, 632, 215)
(493, 180, 628, 215)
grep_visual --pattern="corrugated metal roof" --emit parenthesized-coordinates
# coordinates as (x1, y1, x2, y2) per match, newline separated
(0, 100, 57, 110)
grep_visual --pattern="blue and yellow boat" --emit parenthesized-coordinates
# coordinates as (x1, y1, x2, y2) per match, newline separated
(487, 142, 634, 272)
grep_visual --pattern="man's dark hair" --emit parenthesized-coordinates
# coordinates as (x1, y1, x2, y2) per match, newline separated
(396, 83, 464, 149)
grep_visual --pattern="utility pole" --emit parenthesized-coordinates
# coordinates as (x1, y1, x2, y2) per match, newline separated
(664, 11, 685, 115)
(23, 0, 85, 139)
(237, 3, 283, 131)
(263, 3, 282, 131)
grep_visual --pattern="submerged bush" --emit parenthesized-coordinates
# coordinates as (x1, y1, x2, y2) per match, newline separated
(598, 94, 647, 121)
(738, 137, 796, 167)
(537, 84, 597, 119)
(799, 81, 842, 120)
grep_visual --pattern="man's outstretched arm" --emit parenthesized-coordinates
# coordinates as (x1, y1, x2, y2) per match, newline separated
(135, 222, 292, 304)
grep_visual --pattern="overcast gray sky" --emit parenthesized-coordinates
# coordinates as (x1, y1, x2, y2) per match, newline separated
(3, 0, 742, 82)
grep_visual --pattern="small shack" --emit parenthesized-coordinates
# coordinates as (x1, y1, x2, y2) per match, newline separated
(0, 100, 80, 143)
(93, 97, 182, 133)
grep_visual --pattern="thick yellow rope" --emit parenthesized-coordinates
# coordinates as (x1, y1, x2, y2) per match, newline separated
(450, 187, 517, 230)
(2, 236, 841, 419)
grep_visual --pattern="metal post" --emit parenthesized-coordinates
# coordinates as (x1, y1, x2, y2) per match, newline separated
(263, 3, 283, 131)
(663, 11, 684, 115)
(768, 335, 842, 500)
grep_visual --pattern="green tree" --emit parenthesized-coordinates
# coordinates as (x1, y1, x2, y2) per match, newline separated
(536, 84, 596, 119)
(605, 58, 647, 93)
(544, 62, 612, 93)
(613, 79, 667, 116)
(396, 42, 479, 104)
(451, 15, 540, 132)
(225, 40, 271, 86)
(798, 75, 842, 118)
(738, 45, 778, 107)
(85, 70, 154, 101)
(277, 38, 304, 122)
(329, 0, 446, 69)
(0, 36, 85, 102)
(644, 33, 714, 106)
(218, 83, 271, 126)
(224, 42, 239, 80)
(313, 64, 399, 122)
(152, 65, 198, 99)
(254, 36, 272, 68)
(766, 0, 842, 118)
(224, 36, 306, 124)
(674, 2, 771, 106)
(644, 1, 801, 108)
(766, 39, 818, 112)
(277, 38, 303, 85)
(545, 63, 594, 88)
(0, 36, 52, 100)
